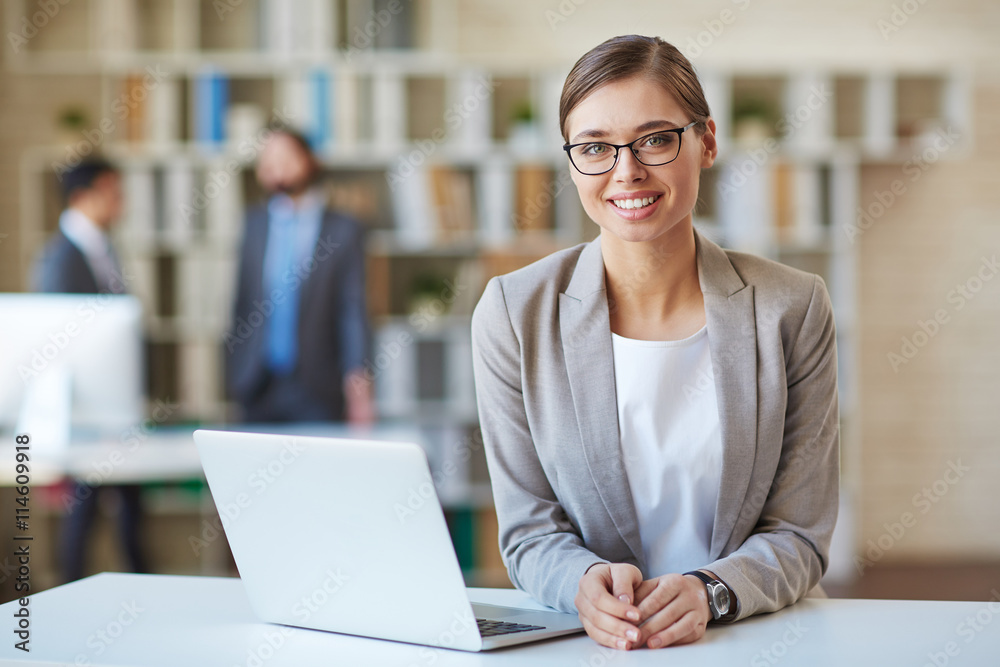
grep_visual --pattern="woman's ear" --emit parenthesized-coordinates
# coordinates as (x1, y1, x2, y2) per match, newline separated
(700, 117, 719, 169)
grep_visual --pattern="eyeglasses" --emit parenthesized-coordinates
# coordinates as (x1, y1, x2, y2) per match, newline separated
(563, 121, 698, 176)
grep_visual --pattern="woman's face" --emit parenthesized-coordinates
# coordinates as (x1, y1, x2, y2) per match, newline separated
(564, 76, 717, 245)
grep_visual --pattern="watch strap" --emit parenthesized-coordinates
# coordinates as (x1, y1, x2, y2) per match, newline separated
(684, 570, 715, 587)
(684, 570, 736, 621)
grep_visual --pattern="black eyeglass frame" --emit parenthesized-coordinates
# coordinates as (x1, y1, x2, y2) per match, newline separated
(562, 120, 699, 175)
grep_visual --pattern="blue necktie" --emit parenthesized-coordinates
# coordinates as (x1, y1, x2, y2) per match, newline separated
(267, 213, 299, 374)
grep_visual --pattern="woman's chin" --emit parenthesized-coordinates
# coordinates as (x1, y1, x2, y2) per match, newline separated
(598, 218, 679, 245)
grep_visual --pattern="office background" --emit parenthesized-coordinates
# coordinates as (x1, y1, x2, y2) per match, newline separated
(1, 0, 998, 602)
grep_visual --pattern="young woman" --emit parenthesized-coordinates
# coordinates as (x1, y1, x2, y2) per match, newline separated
(471, 35, 839, 651)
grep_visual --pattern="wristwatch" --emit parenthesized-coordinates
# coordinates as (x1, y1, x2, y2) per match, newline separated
(684, 570, 732, 621)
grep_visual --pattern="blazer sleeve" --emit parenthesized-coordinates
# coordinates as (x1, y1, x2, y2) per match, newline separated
(471, 277, 607, 613)
(336, 218, 370, 375)
(224, 216, 256, 400)
(705, 274, 840, 621)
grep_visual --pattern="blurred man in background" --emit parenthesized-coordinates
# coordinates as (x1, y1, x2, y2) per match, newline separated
(32, 157, 148, 582)
(226, 129, 373, 424)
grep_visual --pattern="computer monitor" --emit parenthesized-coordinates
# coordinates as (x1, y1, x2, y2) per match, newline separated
(0, 293, 145, 436)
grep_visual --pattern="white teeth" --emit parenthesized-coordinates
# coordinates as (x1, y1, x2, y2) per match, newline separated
(612, 196, 658, 210)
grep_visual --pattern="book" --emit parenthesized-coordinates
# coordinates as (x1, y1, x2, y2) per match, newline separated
(163, 161, 197, 245)
(309, 68, 332, 150)
(513, 165, 555, 234)
(122, 166, 156, 244)
(179, 340, 219, 420)
(121, 74, 148, 143)
(335, 73, 360, 149)
(325, 170, 392, 231)
(204, 157, 244, 245)
(792, 164, 823, 246)
(475, 160, 514, 245)
(717, 160, 773, 255)
(373, 71, 405, 151)
(429, 166, 475, 243)
(262, 0, 333, 54)
(195, 70, 229, 147)
(146, 77, 181, 147)
(772, 161, 795, 243)
(448, 70, 492, 150)
(120, 255, 156, 321)
(389, 166, 434, 249)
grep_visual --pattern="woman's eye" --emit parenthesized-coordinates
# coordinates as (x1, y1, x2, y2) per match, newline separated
(644, 134, 672, 147)
(583, 144, 609, 155)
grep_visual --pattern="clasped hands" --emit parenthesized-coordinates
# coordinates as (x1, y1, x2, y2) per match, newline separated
(575, 563, 711, 650)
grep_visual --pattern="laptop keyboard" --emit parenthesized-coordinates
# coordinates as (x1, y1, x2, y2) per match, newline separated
(477, 618, 546, 637)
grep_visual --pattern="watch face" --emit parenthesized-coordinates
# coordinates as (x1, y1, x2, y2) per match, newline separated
(712, 584, 730, 615)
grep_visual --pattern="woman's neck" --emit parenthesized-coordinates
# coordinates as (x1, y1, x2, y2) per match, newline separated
(601, 220, 705, 339)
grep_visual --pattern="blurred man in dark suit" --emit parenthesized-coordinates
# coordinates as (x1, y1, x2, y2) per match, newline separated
(34, 159, 128, 295)
(32, 157, 148, 582)
(226, 130, 374, 424)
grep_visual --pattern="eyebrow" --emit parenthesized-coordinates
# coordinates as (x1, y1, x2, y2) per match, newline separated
(570, 119, 682, 143)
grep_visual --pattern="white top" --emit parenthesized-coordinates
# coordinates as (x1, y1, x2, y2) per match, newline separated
(59, 207, 120, 291)
(611, 324, 723, 577)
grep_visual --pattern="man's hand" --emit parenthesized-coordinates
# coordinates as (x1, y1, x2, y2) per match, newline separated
(575, 563, 643, 650)
(632, 573, 712, 648)
(343, 370, 376, 425)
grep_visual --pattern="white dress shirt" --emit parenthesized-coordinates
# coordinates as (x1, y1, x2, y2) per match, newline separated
(611, 324, 723, 577)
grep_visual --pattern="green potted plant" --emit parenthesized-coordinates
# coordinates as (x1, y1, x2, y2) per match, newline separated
(732, 96, 777, 145)
(508, 99, 540, 151)
(56, 106, 90, 147)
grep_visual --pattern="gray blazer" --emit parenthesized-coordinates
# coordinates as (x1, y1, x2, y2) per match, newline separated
(470, 229, 839, 621)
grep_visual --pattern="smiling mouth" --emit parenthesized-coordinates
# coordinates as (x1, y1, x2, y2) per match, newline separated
(610, 195, 660, 210)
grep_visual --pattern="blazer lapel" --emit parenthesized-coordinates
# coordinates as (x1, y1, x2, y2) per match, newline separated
(560, 237, 646, 571)
(695, 231, 759, 558)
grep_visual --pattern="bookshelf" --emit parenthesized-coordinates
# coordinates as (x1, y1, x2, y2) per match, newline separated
(7, 0, 972, 586)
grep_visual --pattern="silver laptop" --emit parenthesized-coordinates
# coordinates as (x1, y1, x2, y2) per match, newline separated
(193, 429, 584, 651)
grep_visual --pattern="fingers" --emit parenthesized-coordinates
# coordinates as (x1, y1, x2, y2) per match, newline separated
(580, 614, 638, 651)
(635, 573, 686, 621)
(576, 590, 640, 639)
(577, 564, 641, 621)
(575, 563, 643, 650)
(644, 609, 708, 649)
(637, 574, 711, 649)
(609, 563, 642, 606)
(576, 567, 711, 650)
(631, 577, 659, 611)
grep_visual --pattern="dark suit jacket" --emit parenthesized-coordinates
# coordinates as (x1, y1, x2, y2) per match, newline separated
(225, 203, 370, 420)
(32, 230, 103, 294)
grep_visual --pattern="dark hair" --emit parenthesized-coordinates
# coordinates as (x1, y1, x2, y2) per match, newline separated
(559, 35, 711, 142)
(272, 128, 317, 158)
(61, 158, 118, 201)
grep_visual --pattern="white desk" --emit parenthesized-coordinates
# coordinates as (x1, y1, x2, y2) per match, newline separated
(1, 573, 998, 666)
